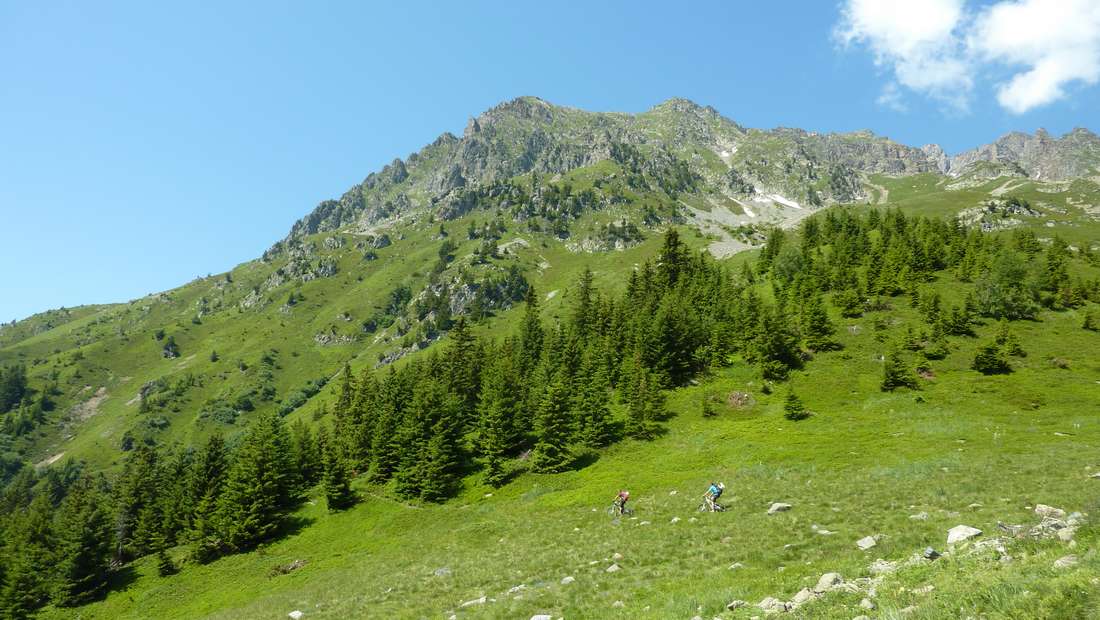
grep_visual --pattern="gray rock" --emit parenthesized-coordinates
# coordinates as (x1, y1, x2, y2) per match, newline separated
(767, 502, 792, 515)
(530, 615, 553, 620)
(727, 600, 748, 610)
(560, 576, 575, 585)
(433, 567, 452, 577)
(923, 547, 942, 560)
(947, 525, 982, 544)
(814, 572, 843, 593)
(729, 562, 745, 570)
(1054, 555, 1079, 569)
(912, 585, 934, 595)
(860, 598, 876, 610)
(611, 600, 625, 608)
(1057, 527, 1077, 542)
(288, 612, 303, 620)
(909, 511, 929, 521)
(856, 535, 878, 550)
(791, 588, 816, 605)
(1035, 504, 1066, 519)
(605, 563, 621, 573)
(757, 597, 785, 612)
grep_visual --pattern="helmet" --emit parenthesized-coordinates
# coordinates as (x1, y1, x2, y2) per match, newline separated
(718, 482, 725, 490)
(623, 490, 630, 498)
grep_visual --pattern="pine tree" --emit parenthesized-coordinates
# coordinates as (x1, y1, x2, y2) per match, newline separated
(800, 293, 837, 351)
(972, 341, 1012, 375)
(881, 345, 917, 391)
(419, 398, 463, 502)
(51, 475, 112, 604)
(750, 305, 802, 381)
(573, 352, 614, 448)
(114, 445, 162, 560)
(0, 493, 54, 617)
(156, 547, 176, 577)
(319, 426, 355, 511)
(572, 267, 596, 339)
(290, 419, 322, 490)
(518, 286, 544, 377)
(530, 368, 573, 473)
(187, 434, 228, 563)
(216, 412, 295, 551)
(783, 389, 809, 421)
(445, 317, 481, 426)
(1084, 308, 1099, 331)
(994, 320, 1026, 357)
(478, 349, 520, 487)
(625, 368, 662, 440)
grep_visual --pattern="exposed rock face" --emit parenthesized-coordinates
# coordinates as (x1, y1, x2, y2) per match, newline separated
(950, 128, 1100, 180)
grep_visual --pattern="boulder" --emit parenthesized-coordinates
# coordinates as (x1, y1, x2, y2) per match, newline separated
(947, 525, 982, 544)
(1054, 555, 1078, 569)
(860, 598, 876, 610)
(606, 563, 621, 573)
(768, 502, 792, 515)
(814, 572, 844, 593)
(856, 535, 878, 550)
(288, 612, 304, 620)
(757, 597, 785, 612)
(1035, 504, 1066, 519)
(791, 588, 816, 605)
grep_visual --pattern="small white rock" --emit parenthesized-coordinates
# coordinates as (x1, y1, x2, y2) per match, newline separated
(814, 572, 843, 593)
(670, 516, 681, 524)
(909, 512, 929, 521)
(611, 600, 625, 608)
(947, 525, 982, 544)
(767, 502, 792, 515)
(860, 598, 876, 610)
(612, 552, 624, 561)
(459, 596, 487, 608)
(288, 612, 303, 620)
(856, 535, 878, 550)
(606, 563, 621, 573)
(1035, 504, 1066, 519)
(531, 615, 553, 620)
(560, 576, 575, 585)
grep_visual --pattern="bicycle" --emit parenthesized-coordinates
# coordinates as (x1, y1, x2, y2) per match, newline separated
(607, 502, 635, 517)
(698, 496, 726, 513)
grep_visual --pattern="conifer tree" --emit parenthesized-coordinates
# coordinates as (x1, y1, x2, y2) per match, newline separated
(783, 389, 809, 421)
(750, 305, 801, 381)
(881, 345, 918, 391)
(445, 317, 481, 426)
(290, 419, 322, 490)
(800, 292, 837, 351)
(573, 352, 614, 448)
(572, 267, 596, 339)
(972, 341, 1012, 375)
(478, 349, 520, 487)
(519, 286, 544, 377)
(419, 398, 463, 502)
(51, 474, 113, 606)
(530, 368, 572, 473)
(114, 445, 162, 560)
(216, 412, 295, 551)
(319, 426, 354, 511)
(625, 368, 662, 440)
(187, 434, 228, 562)
(0, 493, 54, 617)
(994, 320, 1026, 357)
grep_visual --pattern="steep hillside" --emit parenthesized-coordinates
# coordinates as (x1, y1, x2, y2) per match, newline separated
(2, 97, 1100, 619)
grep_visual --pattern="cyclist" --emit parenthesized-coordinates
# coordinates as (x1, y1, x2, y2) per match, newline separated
(612, 489, 630, 515)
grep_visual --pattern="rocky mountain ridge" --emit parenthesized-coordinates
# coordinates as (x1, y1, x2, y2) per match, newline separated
(283, 97, 1098, 242)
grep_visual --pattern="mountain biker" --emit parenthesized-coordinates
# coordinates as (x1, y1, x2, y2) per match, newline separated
(612, 490, 630, 515)
(703, 482, 725, 511)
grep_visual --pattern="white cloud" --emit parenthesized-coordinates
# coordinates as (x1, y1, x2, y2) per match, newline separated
(876, 82, 909, 112)
(836, 0, 1100, 114)
(971, 0, 1100, 114)
(837, 0, 972, 110)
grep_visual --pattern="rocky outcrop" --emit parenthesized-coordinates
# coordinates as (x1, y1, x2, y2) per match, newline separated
(950, 128, 1100, 181)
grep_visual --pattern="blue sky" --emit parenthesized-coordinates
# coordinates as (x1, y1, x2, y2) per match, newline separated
(2, 1, 1098, 321)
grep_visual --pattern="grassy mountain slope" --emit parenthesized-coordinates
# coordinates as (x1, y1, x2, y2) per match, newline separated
(41, 274, 1100, 618)
(3, 98, 1100, 619)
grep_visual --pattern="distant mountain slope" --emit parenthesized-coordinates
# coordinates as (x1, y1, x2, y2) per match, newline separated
(950, 128, 1100, 181)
